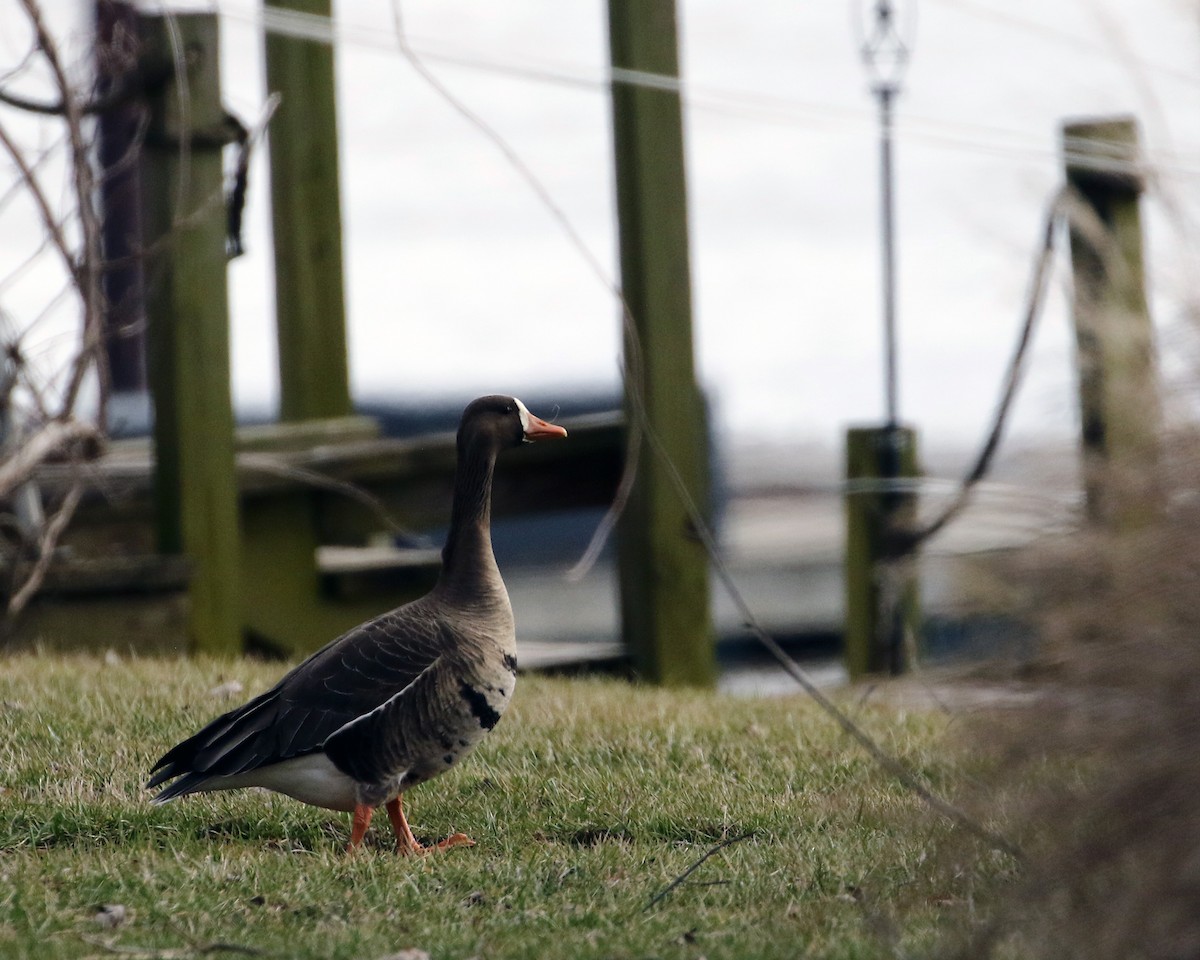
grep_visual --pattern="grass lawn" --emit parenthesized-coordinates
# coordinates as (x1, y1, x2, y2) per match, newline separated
(0, 653, 1011, 959)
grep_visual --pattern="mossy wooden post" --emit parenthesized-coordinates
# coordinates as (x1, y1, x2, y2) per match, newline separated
(608, 0, 715, 687)
(844, 426, 920, 679)
(1062, 117, 1161, 527)
(138, 13, 242, 655)
(264, 0, 352, 422)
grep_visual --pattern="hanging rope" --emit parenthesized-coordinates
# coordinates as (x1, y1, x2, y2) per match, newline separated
(888, 184, 1068, 556)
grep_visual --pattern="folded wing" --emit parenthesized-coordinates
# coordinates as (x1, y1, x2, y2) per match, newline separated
(147, 604, 446, 801)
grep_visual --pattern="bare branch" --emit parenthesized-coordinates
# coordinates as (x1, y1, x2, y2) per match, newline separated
(0, 419, 98, 499)
(0, 41, 39, 88)
(0, 127, 68, 217)
(94, 108, 149, 186)
(0, 118, 78, 283)
(0, 63, 169, 117)
(5, 480, 82, 620)
(0, 233, 56, 300)
(18, 0, 106, 419)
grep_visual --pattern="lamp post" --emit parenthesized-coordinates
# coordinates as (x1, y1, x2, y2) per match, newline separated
(860, 0, 912, 427)
(844, 0, 920, 679)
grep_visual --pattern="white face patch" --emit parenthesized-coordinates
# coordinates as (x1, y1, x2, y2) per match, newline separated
(514, 397, 531, 436)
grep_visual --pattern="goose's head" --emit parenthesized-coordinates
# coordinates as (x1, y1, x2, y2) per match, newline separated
(458, 395, 568, 453)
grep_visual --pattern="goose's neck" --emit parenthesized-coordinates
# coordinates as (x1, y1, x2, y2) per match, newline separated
(438, 437, 501, 591)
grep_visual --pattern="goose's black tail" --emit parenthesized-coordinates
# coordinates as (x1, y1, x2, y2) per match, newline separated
(146, 690, 282, 802)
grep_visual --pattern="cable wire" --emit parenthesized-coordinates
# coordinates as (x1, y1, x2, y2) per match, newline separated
(373, 0, 1024, 860)
(208, 3, 1200, 178)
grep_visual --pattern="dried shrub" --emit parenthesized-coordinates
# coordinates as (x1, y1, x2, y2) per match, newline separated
(947, 438, 1200, 960)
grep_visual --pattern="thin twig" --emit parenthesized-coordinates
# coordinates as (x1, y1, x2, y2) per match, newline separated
(6, 480, 82, 620)
(0, 40, 38, 88)
(643, 831, 755, 912)
(95, 108, 151, 187)
(638, 415, 1025, 862)
(387, 0, 646, 582)
(162, 10, 192, 233)
(0, 65, 167, 117)
(0, 117, 78, 284)
(385, 0, 1022, 862)
(0, 128, 68, 219)
(236, 452, 432, 545)
(106, 97, 278, 272)
(631, 187, 1065, 860)
(19, 0, 107, 421)
(0, 419, 97, 498)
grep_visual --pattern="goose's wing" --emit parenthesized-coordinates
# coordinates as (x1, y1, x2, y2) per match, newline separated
(147, 605, 445, 800)
(320, 652, 460, 785)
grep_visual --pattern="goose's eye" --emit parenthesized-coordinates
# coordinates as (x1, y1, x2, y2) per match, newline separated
(505, 404, 516, 414)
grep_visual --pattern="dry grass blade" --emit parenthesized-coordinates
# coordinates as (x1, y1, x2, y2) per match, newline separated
(643, 831, 755, 912)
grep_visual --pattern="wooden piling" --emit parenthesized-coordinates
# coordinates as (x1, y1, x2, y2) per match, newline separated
(95, 0, 147, 398)
(264, 0, 352, 422)
(138, 12, 242, 655)
(1062, 117, 1161, 526)
(607, 0, 715, 687)
(844, 425, 920, 679)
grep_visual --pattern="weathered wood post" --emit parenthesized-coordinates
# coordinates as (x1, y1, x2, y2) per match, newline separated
(263, 0, 352, 422)
(1061, 116, 1160, 527)
(844, 426, 920, 679)
(607, 0, 715, 686)
(95, 1, 148, 406)
(138, 12, 243, 655)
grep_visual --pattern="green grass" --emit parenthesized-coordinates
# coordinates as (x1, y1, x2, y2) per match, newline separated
(0, 653, 1009, 959)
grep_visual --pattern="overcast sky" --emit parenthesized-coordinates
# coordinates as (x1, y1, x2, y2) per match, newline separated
(2, 0, 1199, 461)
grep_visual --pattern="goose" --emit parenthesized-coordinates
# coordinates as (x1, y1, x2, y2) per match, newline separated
(147, 395, 568, 853)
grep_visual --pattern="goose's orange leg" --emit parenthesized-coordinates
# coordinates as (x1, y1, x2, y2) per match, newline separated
(347, 802, 374, 852)
(385, 795, 475, 856)
(385, 795, 421, 853)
